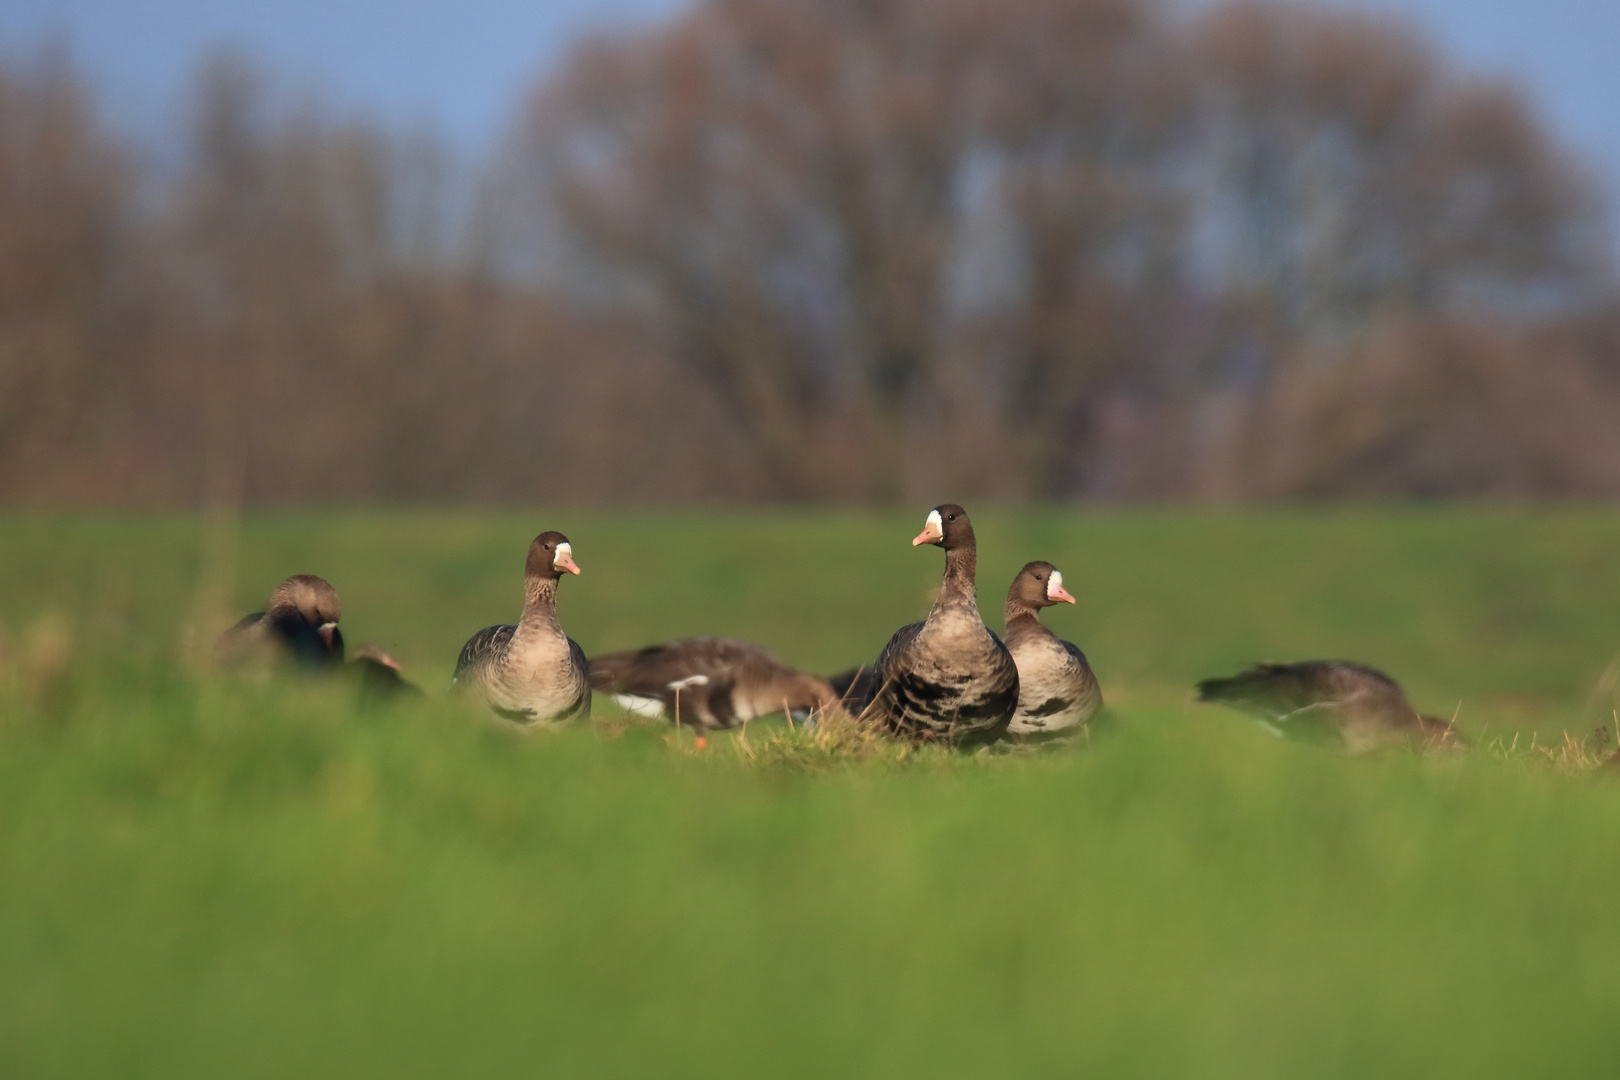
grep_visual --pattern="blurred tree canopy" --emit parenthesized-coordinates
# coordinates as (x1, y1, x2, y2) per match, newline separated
(2, 0, 1618, 505)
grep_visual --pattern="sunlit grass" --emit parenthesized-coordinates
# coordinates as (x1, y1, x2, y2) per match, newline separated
(4, 506, 1620, 1077)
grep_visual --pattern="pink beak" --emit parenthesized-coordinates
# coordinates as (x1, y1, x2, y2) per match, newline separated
(912, 524, 943, 547)
(1047, 583, 1077, 604)
(318, 624, 338, 648)
(554, 551, 582, 576)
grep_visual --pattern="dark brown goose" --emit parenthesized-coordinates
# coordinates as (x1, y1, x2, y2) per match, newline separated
(452, 531, 590, 724)
(349, 645, 423, 706)
(1196, 661, 1464, 752)
(217, 574, 345, 672)
(828, 665, 881, 714)
(1002, 561, 1103, 743)
(866, 504, 1019, 747)
(589, 636, 837, 730)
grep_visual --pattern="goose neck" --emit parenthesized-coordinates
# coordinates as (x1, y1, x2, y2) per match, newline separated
(940, 544, 977, 601)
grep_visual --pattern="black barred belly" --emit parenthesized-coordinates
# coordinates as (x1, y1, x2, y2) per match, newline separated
(878, 666, 1017, 748)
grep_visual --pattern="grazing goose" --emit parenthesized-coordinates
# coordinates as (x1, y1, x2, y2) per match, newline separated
(1002, 561, 1103, 743)
(217, 574, 345, 671)
(349, 645, 423, 706)
(1196, 661, 1465, 752)
(589, 636, 838, 730)
(452, 531, 591, 724)
(866, 504, 1019, 747)
(828, 665, 880, 715)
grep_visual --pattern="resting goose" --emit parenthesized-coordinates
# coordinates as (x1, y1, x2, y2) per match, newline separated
(866, 504, 1019, 747)
(1196, 661, 1464, 752)
(217, 574, 345, 671)
(452, 531, 591, 724)
(1002, 561, 1103, 743)
(349, 645, 423, 706)
(589, 636, 837, 730)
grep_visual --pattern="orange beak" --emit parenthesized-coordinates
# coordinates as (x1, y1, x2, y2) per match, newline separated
(1047, 583, 1077, 604)
(554, 551, 581, 576)
(912, 523, 943, 546)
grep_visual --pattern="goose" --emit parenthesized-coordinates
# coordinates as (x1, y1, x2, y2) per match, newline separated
(452, 531, 590, 724)
(349, 645, 423, 706)
(865, 504, 1019, 747)
(828, 665, 880, 714)
(589, 636, 838, 730)
(1002, 561, 1103, 743)
(1195, 661, 1465, 752)
(217, 574, 345, 671)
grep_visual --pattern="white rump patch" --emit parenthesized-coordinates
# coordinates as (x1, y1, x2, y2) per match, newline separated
(1045, 571, 1064, 600)
(552, 541, 573, 569)
(613, 694, 666, 718)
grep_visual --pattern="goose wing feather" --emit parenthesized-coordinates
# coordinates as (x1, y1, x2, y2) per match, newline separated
(453, 624, 516, 684)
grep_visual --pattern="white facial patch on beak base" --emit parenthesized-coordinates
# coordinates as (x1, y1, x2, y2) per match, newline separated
(1045, 570, 1077, 604)
(912, 509, 945, 546)
(550, 541, 581, 575)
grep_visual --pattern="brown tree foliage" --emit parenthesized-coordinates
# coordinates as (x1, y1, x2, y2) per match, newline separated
(0, 1, 1616, 506)
(510, 0, 1617, 500)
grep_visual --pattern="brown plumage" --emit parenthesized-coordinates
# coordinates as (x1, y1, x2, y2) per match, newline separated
(1196, 661, 1465, 752)
(349, 645, 423, 706)
(452, 531, 590, 725)
(828, 665, 881, 714)
(217, 574, 345, 672)
(866, 504, 1019, 748)
(1002, 561, 1103, 744)
(589, 636, 837, 731)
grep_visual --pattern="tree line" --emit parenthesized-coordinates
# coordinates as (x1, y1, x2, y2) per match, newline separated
(3, 0, 1618, 506)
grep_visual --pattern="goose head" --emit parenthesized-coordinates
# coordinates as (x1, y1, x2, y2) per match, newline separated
(526, 531, 582, 581)
(911, 504, 973, 549)
(1009, 561, 1077, 609)
(267, 574, 343, 649)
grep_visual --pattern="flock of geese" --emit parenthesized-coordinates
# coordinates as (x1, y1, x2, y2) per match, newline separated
(217, 504, 1465, 752)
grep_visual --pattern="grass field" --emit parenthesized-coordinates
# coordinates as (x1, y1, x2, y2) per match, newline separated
(3, 505, 1620, 1077)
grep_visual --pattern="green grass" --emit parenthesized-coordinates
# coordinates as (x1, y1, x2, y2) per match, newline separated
(3, 505, 1620, 1077)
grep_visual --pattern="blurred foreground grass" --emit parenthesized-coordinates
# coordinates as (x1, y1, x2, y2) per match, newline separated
(3, 506, 1620, 1076)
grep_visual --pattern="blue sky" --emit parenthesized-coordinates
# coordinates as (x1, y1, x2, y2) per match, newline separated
(2, 0, 1617, 230)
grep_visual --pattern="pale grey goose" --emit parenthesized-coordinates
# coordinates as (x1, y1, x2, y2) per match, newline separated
(1002, 561, 1103, 744)
(452, 531, 590, 724)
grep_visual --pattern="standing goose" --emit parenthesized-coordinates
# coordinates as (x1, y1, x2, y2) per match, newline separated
(452, 531, 590, 724)
(1002, 561, 1103, 744)
(589, 636, 838, 731)
(867, 504, 1019, 747)
(217, 574, 345, 672)
(1196, 661, 1464, 752)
